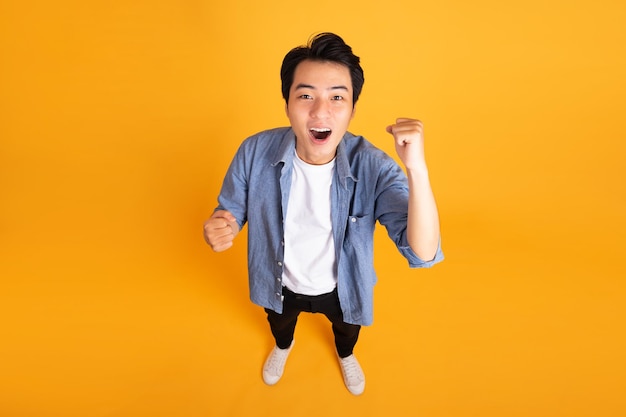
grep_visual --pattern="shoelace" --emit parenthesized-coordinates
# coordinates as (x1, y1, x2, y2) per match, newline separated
(341, 357, 364, 383)
(266, 348, 289, 372)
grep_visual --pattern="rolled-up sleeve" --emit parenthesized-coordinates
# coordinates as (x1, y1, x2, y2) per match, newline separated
(398, 239, 444, 268)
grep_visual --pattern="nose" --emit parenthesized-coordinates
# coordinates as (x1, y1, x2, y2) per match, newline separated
(310, 99, 330, 119)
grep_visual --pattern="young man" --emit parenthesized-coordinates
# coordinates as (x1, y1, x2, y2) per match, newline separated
(203, 33, 443, 395)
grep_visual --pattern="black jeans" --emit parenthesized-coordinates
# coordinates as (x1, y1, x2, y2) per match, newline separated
(265, 287, 361, 358)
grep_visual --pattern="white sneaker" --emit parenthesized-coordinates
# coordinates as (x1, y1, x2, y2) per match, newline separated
(262, 341, 294, 385)
(338, 354, 365, 395)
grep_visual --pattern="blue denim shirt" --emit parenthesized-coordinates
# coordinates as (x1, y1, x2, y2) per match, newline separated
(216, 127, 443, 325)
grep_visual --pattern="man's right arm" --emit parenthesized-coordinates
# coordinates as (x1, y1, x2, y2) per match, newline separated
(203, 210, 240, 252)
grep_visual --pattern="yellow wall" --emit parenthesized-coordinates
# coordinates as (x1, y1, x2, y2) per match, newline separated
(1, 1, 625, 416)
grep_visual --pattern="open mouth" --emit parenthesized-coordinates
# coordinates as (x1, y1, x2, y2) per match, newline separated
(310, 127, 332, 140)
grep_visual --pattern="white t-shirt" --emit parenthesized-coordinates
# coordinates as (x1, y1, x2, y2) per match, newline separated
(281, 151, 337, 295)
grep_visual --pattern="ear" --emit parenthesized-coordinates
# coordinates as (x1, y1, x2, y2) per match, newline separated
(351, 104, 357, 119)
(284, 101, 289, 117)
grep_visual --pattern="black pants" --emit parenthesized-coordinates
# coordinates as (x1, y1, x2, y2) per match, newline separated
(265, 287, 361, 358)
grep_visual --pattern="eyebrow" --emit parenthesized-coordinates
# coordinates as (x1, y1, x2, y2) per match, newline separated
(294, 83, 349, 91)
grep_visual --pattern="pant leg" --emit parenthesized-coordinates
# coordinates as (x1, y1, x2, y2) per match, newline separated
(314, 290, 361, 358)
(264, 291, 304, 349)
(331, 320, 361, 358)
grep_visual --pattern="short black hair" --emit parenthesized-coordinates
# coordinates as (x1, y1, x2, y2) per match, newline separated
(280, 33, 365, 106)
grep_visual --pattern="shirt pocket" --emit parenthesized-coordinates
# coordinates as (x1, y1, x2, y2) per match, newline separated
(344, 213, 374, 255)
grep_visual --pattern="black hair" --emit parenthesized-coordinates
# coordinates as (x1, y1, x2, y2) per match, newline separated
(280, 33, 365, 106)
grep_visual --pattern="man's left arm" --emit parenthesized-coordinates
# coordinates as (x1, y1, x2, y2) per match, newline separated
(386, 118, 441, 261)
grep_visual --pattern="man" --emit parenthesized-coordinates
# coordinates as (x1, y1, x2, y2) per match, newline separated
(204, 32, 443, 395)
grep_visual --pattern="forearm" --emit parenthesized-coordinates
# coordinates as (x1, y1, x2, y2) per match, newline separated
(406, 167, 440, 261)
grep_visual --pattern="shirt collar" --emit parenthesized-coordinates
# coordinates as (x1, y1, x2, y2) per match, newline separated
(335, 134, 359, 188)
(271, 128, 296, 167)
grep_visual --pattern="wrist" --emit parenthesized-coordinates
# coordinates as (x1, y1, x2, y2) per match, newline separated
(405, 165, 430, 180)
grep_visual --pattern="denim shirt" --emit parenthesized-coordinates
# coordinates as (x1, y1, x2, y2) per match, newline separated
(216, 127, 443, 325)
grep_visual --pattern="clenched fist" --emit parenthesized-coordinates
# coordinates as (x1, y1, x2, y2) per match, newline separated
(386, 118, 427, 171)
(203, 210, 240, 252)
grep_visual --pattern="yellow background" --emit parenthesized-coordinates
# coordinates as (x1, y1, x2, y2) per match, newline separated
(1, 0, 625, 416)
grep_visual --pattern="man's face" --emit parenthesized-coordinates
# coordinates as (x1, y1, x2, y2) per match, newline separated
(286, 60, 355, 165)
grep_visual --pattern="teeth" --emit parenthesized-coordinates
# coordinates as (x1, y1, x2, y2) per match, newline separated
(310, 127, 332, 140)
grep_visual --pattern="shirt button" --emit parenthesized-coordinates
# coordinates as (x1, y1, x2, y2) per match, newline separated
(351, 217, 357, 222)
(276, 292, 281, 297)
(276, 277, 281, 282)
(277, 261, 283, 266)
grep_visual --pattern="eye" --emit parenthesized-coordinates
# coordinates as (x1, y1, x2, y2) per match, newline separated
(332, 95, 344, 101)
(299, 94, 313, 100)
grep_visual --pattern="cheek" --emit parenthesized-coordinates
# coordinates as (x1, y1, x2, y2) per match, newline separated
(338, 109, 354, 124)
